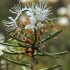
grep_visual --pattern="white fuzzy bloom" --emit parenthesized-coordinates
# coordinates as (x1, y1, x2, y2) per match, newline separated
(57, 17, 69, 26)
(67, 4, 70, 18)
(37, 22, 44, 28)
(9, 1, 27, 20)
(0, 45, 5, 56)
(57, 7, 67, 16)
(35, 6, 51, 21)
(3, 17, 19, 32)
(9, 1, 26, 15)
(26, 2, 51, 21)
(25, 16, 36, 29)
(25, 16, 43, 29)
(1, 60, 5, 64)
(3, 1, 28, 32)
(22, 66, 27, 70)
(0, 33, 5, 43)
(0, 33, 6, 56)
(25, 2, 50, 30)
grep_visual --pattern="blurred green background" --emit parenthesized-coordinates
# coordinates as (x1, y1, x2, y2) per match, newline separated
(0, 0, 70, 70)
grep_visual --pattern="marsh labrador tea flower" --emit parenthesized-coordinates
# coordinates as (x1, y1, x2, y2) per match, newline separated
(0, 33, 5, 56)
(3, 1, 27, 32)
(0, 45, 6, 56)
(9, 1, 27, 20)
(25, 2, 51, 30)
(26, 2, 51, 20)
(3, 17, 19, 32)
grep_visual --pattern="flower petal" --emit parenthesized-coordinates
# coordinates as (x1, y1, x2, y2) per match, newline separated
(8, 17, 15, 22)
(0, 45, 6, 56)
(26, 11, 34, 16)
(0, 51, 3, 56)
(36, 14, 45, 21)
(37, 22, 43, 28)
(30, 16, 36, 24)
(25, 24, 33, 29)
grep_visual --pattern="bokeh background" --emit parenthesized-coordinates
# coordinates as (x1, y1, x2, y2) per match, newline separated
(0, 0, 70, 70)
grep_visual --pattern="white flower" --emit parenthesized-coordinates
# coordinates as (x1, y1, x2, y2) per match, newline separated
(26, 2, 51, 21)
(36, 7, 51, 21)
(57, 7, 67, 16)
(25, 3, 50, 30)
(1, 60, 5, 64)
(3, 17, 20, 32)
(9, 1, 27, 20)
(0, 33, 5, 43)
(22, 66, 27, 70)
(9, 1, 26, 15)
(0, 45, 5, 56)
(26, 11, 34, 17)
(0, 33, 6, 56)
(25, 16, 43, 29)
(25, 16, 36, 29)
(57, 17, 69, 26)
(37, 22, 44, 28)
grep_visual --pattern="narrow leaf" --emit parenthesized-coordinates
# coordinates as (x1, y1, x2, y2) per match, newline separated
(39, 30, 63, 43)
(39, 64, 62, 70)
(2, 50, 25, 55)
(37, 51, 68, 57)
(1, 55, 29, 67)
(0, 42, 19, 47)
(53, 51, 68, 55)
(7, 34, 24, 42)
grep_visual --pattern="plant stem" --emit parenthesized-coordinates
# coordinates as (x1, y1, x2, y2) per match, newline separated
(1, 55, 29, 66)
(0, 57, 2, 70)
(6, 61, 9, 70)
(31, 64, 33, 70)
(0, 64, 1, 70)
(34, 28, 37, 45)
(30, 28, 37, 70)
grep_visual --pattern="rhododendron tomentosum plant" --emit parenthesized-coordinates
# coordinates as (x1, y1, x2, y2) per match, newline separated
(0, 1, 68, 70)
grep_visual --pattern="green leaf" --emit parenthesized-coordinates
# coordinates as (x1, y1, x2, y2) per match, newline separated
(6, 47, 17, 52)
(36, 52, 54, 57)
(39, 30, 63, 43)
(52, 51, 68, 55)
(0, 42, 30, 48)
(39, 64, 62, 70)
(2, 50, 25, 55)
(18, 43, 32, 48)
(7, 34, 24, 42)
(1, 55, 29, 67)
(36, 51, 68, 57)
(0, 42, 19, 47)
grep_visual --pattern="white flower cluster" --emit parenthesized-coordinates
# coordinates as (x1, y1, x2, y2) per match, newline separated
(0, 33, 6, 56)
(25, 3, 51, 29)
(3, 1, 27, 32)
(0, 45, 5, 56)
(3, 1, 51, 32)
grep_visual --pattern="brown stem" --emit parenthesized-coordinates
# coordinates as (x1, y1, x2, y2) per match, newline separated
(30, 47, 35, 70)
(30, 28, 37, 70)
(31, 64, 34, 70)
(6, 61, 9, 70)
